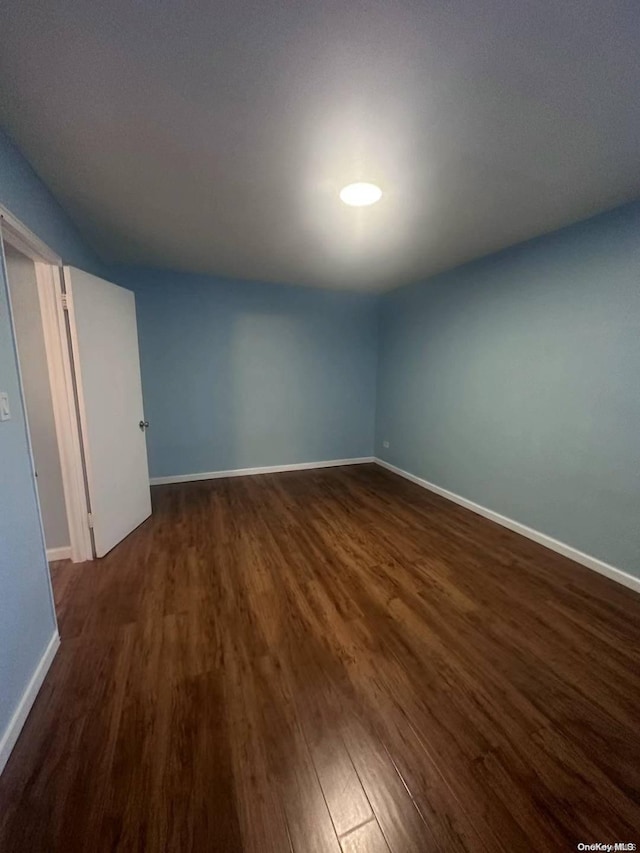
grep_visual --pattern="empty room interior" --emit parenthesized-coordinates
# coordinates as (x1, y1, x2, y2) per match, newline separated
(1, 2, 639, 851)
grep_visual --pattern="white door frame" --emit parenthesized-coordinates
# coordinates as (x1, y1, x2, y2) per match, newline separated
(0, 204, 93, 562)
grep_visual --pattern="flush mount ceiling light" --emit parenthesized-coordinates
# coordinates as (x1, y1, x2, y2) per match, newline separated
(339, 182, 382, 207)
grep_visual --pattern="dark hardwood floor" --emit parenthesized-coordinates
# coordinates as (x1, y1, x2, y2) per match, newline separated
(1, 463, 639, 852)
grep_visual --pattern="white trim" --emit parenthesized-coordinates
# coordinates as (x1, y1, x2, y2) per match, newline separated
(36, 264, 93, 562)
(0, 204, 61, 264)
(60, 267, 101, 558)
(150, 457, 375, 486)
(46, 546, 71, 562)
(0, 631, 60, 776)
(375, 458, 640, 595)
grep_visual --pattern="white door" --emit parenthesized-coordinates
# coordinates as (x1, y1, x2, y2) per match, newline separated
(64, 266, 151, 557)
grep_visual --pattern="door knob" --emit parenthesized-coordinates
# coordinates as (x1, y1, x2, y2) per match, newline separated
(139, 420, 149, 431)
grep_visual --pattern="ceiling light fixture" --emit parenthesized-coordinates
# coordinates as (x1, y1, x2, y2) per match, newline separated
(339, 182, 382, 207)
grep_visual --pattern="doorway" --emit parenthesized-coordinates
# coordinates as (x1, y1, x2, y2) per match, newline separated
(1, 211, 93, 564)
(1, 204, 152, 567)
(3, 244, 71, 561)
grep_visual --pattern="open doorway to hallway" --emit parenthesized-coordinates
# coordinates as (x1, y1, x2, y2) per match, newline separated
(3, 243, 71, 562)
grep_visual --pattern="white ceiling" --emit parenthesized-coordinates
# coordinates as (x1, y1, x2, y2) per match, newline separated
(1, 0, 639, 291)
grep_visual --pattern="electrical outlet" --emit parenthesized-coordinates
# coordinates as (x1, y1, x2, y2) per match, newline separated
(0, 392, 10, 422)
(383, 440, 390, 449)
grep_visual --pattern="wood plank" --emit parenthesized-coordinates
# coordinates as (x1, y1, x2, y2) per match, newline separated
(1, 463, 639, 852)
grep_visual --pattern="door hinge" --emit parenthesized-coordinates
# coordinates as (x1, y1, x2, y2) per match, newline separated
(87, 512, 94, 529)
(60, 292, 69, 311)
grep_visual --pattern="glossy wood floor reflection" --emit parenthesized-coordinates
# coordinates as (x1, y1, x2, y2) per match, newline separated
(2, 464, 640, 852)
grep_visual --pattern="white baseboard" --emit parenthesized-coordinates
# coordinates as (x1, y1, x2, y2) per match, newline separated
(150, 457, 375, 486)
(0, 631, 60, 776)
(47, 546, 71, 562)
(375, 458, 640, 595)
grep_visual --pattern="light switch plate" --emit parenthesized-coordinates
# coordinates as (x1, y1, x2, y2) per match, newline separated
(0, 392, 10, 421)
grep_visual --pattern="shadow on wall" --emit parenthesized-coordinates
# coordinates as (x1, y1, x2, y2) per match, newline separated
(117, 270, 379, 478)
(229, 313, 313, 468)
(227, 310, 371, 469)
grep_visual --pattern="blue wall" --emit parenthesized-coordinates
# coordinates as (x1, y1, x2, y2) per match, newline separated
(115, 268, 378, 478)
(376, 202, 640, 578)
(0, 130, 104, 751)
